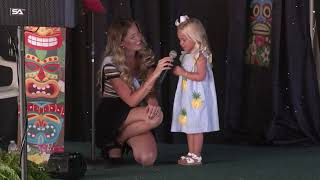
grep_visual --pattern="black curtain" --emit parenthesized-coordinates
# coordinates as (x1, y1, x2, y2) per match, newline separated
(268, 0, 320, 144)
(224, 0, 272, 144)
(64, 9, 91, 141)
(225, 0, 320, 145)
(316, 0, 320, 41)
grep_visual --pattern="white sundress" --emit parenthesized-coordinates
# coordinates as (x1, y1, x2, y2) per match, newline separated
(171, 50, 220, 133)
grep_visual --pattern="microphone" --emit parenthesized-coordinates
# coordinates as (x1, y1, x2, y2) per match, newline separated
(159, 50, 177, 83)
(169, 50, 178, 59)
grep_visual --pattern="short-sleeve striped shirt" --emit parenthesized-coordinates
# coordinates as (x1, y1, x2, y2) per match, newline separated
(100, 56, 155, 98)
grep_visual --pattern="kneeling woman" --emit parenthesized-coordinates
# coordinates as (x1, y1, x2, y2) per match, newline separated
(96, 18, 172, 166)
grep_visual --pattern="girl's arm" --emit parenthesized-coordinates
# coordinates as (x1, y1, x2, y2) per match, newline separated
(173, 54, 207, 81)
(110, 57, 172, 107)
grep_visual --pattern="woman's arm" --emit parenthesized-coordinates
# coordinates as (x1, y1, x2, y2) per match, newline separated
(173, 54, 207, 81)
(146, 68, 159, 106)
(110, 57, 172, 107)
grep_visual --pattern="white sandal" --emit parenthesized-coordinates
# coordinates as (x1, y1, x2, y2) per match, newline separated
(178, 153, 202, 166)
(179, 152, 193, 160)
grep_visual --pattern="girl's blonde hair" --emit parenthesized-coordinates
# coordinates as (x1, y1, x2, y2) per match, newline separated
(100, 19, 154, 88)
(177, 18, 212, 63)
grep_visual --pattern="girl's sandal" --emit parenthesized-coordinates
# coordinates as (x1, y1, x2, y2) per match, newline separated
(178, 153, 202, 166)
(178, 152, 193, 161)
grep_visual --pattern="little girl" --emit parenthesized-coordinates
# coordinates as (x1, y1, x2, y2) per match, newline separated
(171, 15, 220, 165)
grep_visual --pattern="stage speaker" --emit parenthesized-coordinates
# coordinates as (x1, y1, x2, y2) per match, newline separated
(46, 152, 87, 180)
(0, 0, 77, 27)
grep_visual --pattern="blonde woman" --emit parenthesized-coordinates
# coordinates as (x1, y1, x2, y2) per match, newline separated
(96, 18, 172, 166)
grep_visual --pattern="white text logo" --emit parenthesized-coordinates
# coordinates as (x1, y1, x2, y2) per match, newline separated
(10, 8, 26, 16)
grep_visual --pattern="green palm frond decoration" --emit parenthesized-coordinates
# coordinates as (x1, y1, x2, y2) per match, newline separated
(0, 152, 51, 180)
(0, 164, 20, 180)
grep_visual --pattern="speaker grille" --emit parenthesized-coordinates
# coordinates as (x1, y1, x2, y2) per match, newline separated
(28, 0, 65, 27)
(0, 0, 76, 27)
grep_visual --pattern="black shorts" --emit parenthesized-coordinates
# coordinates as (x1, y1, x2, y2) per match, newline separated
(95, 97, 131, 148)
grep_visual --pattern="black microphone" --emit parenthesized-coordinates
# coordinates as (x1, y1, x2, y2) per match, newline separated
(159, 50, 177, 83)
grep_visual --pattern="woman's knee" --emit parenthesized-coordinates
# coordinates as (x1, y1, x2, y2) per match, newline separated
(134, 151, 157, 166)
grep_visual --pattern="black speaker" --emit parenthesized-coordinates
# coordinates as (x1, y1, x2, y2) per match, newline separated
(46, 152, 87, 180)
(0, 0, 77, 27)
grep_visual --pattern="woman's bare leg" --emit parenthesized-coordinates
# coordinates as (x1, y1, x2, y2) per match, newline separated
(117, 106, 163, 144)
(193, 133, 203, 156)
(107, 107, 162, 159)
(127, 131, 157, 166)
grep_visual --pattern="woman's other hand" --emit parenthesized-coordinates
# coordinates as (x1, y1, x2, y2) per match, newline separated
(146, 104, 161, 119)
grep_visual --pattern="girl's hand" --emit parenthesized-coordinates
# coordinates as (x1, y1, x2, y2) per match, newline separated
(153, 57, 173, 77)
(146, 104, 161, 119)
(173, 66, 185, 76)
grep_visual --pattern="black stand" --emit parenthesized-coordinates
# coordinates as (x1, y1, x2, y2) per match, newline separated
(86, 12, 106, 168)
(90, 12, 96, 161)
(17, 26, 28, 180)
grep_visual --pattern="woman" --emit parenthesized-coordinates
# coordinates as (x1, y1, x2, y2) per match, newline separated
(96, 18, 172, 166)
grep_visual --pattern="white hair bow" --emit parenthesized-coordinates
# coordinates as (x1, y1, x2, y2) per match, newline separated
(175, 15, 189, 26)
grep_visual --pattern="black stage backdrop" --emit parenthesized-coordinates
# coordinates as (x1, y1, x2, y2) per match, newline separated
(268, 0, 320, 144)
(224, 0, 273, 144)
(225, 0, 320, 145)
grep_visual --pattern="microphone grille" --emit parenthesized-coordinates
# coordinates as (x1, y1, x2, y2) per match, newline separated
(169, 50, 177, 59)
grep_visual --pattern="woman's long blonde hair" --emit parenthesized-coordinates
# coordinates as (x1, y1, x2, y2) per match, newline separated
(177, 18, 212, 63)
(101, 18, 155, 88)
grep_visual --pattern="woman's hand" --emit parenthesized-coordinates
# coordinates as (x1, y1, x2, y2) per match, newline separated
(152, 57, 173, 78)
(146, 103, 161, 119)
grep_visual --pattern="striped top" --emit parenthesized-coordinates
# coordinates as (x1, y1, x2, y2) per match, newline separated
(100, 56, 155, 98)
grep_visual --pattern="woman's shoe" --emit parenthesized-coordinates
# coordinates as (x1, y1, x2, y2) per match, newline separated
(122, 143, 132, 155)
(101, 141, 123, 163)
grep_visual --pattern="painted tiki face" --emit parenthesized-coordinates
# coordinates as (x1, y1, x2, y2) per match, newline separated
(27, 102, 64, 144)
(24, 27, 63, 50)
(246, 0, 272, 66)
(25, 54, 61, 99)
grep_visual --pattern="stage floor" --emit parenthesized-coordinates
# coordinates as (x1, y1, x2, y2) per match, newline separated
(63, 142, 320, 180)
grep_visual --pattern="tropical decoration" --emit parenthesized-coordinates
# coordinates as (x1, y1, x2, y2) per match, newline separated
(245, 0, 272, 67)
(0, 152, 50, 180)
(178, 108, 187, 126)
(182, 77, 187, 91)
(83, 0, 106, 14)
(191, 92, 202, 109)
(20, 26, 66, 164)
